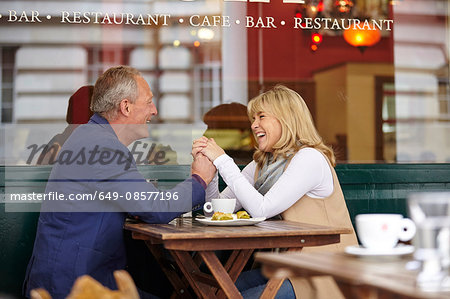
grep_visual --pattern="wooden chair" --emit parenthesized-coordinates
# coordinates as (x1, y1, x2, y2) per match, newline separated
(30, 270, 139, 299)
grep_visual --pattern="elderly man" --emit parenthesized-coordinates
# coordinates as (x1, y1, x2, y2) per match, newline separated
(23, 66, 216, 298)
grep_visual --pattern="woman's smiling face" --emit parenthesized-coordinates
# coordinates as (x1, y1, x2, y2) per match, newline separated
(251, 110, 282, 153)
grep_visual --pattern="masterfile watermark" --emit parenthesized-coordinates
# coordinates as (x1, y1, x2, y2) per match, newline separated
(26, 141, 170, 170)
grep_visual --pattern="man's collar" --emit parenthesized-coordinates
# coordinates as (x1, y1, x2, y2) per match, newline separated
(89, 113, 110, 125)
(88, 113, 119, 139)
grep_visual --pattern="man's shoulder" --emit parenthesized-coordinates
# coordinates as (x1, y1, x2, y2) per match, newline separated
(62, 123, 121, 151)
(48, 123, 134, 179)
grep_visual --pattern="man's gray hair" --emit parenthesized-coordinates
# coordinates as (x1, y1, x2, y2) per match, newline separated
(90, 66, 142, 120)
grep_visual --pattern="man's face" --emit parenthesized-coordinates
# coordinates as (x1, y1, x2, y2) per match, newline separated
(128, 76, 157, 139)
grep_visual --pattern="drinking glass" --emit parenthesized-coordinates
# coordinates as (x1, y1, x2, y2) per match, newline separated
(408, 192, 450, 291)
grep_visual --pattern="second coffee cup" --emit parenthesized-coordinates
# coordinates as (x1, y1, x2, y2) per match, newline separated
(204, 198, 236, 214)
(356, 213, 416, 250)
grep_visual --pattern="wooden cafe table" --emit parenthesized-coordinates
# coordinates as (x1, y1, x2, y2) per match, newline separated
(124, 217, 352, 299)
(255, 251, 450, 299)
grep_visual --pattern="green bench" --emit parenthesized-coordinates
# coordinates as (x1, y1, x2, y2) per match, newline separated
(1, 164, 449, 297)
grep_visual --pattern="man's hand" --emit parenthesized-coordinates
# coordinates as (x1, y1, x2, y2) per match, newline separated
(191, 153, 216, 185)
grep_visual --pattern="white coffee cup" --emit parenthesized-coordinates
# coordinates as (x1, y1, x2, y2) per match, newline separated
(204, 198, 236, 214)
(356, 214, 416, 250)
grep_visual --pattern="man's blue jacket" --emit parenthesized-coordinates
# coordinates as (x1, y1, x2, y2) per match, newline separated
(23, 114, 205, 298)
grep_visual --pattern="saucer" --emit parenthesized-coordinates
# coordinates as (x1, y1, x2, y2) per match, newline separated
(195, 216, 266, 226)
(345, 245, 415, 257)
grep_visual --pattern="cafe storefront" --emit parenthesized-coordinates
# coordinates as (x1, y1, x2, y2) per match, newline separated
(0, 0, 449, 297)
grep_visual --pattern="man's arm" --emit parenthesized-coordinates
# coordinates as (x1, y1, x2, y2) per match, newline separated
(126, 154, 215, 223)
(191, 152, 216, 185)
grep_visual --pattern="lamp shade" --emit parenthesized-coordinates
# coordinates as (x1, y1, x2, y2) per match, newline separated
(343, 24, 381, 48)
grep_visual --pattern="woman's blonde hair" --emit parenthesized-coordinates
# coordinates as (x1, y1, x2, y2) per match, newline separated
(247, 85, 336, 168)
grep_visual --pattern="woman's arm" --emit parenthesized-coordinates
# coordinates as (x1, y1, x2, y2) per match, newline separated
(205, 173, 219, 201)
(213, 148, 332, 218)
(205, 161, 257, 212)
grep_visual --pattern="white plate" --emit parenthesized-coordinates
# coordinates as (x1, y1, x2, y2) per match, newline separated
(195, 216, 266, 226)
(345, 245, 415, 257)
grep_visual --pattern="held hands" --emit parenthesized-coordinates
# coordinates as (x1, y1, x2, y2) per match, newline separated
(191, 143, 217, 185)
(191, 136, 224, 185)
(192, 137, 225, 162)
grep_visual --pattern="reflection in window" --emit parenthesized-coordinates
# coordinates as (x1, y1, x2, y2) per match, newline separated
(194, 61, 222, 118)
(0, 0, 448, 164)
(392, 0, 449, 163)
(1, 47, 17, 123)
(87, 47, 132, 84)
(381, 82, 396, 162)
(193, 42, 222, 122)
(438, 70, 449, 119)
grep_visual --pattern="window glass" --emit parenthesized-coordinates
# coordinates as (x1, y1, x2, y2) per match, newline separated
(0, 0, 448, 164)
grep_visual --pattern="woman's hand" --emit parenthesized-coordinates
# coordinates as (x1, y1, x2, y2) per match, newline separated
(191, 136, 217, 184)
(201, 138, 225, 162)
(192, 136, 209, 157)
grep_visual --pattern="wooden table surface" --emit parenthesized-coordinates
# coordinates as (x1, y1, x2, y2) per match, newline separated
(124, 218, 352, 298)
(255, 251, 450, 299)
(125, 217, 352, 250)
(125, 217, 352, 239)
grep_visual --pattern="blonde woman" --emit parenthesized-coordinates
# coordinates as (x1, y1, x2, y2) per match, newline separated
(193, 85, 357, 299)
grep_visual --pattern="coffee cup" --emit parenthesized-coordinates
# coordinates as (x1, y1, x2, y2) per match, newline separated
(356, 213, 416, 250)
(203, 198, 236, 214)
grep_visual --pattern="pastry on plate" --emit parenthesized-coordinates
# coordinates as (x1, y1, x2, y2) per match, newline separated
(237, 211, 251, 219)
(211, 212, 233, 220)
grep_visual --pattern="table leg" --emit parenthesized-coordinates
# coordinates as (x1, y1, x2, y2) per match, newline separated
(199, 251, 244, 299)
(193, 251, 203, 267)
(170, 250, 217, 299)
(216, 249, 254, 299)
(223, 250, 240, 272)
(144, 241, 192, 299)
(225, 249, 254, 282)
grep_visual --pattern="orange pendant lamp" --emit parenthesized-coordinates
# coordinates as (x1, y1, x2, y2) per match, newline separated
(343, 23, 381, 52)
